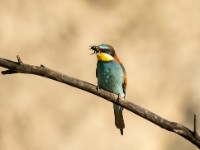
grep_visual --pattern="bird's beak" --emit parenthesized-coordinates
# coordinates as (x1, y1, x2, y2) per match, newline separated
(90, 45, 100, 55)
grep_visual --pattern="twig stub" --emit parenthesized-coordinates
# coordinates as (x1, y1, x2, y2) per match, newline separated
(1, 69, 17, 75)
(16, 55, 23, 64)
(193, 114, 199, 138)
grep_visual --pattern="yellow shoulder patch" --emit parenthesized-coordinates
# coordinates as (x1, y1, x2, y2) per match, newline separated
(96, 53, 114, 62)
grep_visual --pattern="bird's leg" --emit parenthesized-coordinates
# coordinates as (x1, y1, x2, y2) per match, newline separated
(96, 85, 100, 92)
(117, 93, 121, 102)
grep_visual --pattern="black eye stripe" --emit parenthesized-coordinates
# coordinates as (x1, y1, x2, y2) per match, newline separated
(97, 44, 115, 57)
(101, 49, 109, 52)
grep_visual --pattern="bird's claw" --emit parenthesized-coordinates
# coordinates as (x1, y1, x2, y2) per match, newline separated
(117, 93, 121, 102)
(96, 85, 100, 92)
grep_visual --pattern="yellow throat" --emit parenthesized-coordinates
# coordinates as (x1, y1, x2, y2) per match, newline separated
(96, 53, 114, 62)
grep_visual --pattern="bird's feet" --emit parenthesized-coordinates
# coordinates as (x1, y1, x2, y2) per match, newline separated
(96, 85, 100, 92)
(117, 93, 125, 101)
(117, 93, 121, 102)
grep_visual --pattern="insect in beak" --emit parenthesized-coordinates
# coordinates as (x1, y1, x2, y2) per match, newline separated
(89, 45, 100, 55)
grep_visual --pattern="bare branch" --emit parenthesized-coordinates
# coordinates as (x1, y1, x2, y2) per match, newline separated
(0, 56, 200, 148)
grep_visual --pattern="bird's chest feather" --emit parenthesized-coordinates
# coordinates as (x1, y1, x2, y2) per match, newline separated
(97, 61, 124, 94)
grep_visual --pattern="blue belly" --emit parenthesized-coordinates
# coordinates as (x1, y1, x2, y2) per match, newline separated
(97, 61, 124, 96)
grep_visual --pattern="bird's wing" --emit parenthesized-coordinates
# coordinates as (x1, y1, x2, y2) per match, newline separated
(123, 73, 127, 96)
(96, 67, 98, 78)
(120, 64, 127, 97)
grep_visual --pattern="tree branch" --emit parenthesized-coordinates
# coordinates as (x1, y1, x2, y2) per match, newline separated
(0, 56, 200, 148)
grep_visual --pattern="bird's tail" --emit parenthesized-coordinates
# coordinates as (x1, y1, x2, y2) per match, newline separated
(113, 104, 125, 135)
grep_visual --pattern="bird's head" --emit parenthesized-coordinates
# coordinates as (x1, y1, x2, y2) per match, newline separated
(90, 44, 116, 62)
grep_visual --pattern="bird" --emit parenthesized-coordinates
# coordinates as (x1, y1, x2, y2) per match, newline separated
(90, 44, 127, 135)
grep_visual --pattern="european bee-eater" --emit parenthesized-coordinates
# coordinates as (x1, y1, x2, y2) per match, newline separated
(90, 44, 127, 135)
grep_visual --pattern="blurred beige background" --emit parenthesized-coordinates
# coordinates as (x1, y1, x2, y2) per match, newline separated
(0, 0, 200, 150)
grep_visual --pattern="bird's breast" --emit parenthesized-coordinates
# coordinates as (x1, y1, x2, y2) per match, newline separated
(97, 61, 124, 95)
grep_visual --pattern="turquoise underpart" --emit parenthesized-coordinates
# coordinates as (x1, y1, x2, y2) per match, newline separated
(97, 60, 125, 97)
